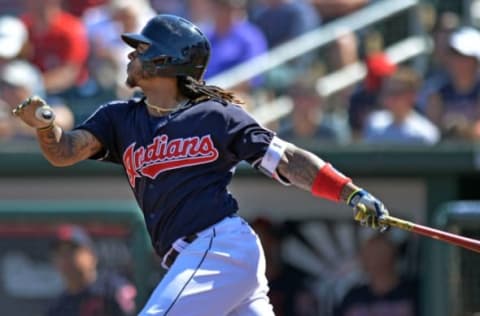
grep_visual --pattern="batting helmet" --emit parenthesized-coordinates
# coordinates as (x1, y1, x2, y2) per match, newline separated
(121, 14, 211, 80)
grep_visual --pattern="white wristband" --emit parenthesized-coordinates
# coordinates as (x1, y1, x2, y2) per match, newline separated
(259, 136, 288, 178)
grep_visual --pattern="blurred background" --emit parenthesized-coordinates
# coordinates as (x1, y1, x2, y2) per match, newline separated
(0, 0, 479, 315)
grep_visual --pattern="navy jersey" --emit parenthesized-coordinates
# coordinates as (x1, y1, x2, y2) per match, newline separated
(76, 98, 274, 256)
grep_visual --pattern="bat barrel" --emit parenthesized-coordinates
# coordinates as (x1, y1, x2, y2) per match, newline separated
(381, 215, 480, 254)
(411, 224, 480, 253)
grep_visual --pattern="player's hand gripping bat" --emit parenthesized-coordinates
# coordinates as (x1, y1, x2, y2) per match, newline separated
(11, 96, 55, 129)
(357, 204, 480, 253)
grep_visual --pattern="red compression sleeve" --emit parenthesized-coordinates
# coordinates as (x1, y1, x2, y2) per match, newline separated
(311, 163, 352, 202)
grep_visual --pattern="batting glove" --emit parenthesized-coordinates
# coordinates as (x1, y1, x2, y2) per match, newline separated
(347, 189, 390, 232)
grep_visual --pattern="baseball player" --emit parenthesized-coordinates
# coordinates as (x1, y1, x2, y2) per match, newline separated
(13, 14, 390, 316)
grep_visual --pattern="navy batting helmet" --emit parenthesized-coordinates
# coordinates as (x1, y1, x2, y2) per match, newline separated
(121, 14, 211, 80)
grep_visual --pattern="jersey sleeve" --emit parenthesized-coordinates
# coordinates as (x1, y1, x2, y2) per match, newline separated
(224, 104, 291, 185)
(74, 104, 122, 163)
(225, 104, 274, 165)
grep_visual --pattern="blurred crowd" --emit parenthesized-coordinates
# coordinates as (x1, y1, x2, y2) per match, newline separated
(0, 2, 450, 315)
(0, 0, 479, 146)
(37, 219, 418, 316)
(249, 216, 419, 316)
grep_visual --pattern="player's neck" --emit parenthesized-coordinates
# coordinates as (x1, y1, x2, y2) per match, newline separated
(144, 96, 188, 116)
(143, 86, 186, 116)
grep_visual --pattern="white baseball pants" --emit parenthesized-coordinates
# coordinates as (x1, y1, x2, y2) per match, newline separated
(138, 215, 275, 316)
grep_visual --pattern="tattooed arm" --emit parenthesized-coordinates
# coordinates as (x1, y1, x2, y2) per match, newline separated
(11, 96, 103, 167)
(277, 143, 359, 202)
(36, 126, 102, 167)
(272, 141, 389, 230)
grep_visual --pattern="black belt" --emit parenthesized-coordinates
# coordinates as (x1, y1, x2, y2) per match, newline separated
(163, 234, 198, 269)
(162, 214, 238, 269)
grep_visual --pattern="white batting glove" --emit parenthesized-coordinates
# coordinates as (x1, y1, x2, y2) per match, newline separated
(347, 189, 390, 232)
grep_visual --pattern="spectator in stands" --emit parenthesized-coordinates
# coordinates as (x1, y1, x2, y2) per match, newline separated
(251, 217, 318, 316)
(324, 28, 361, 118)
(251, 0, 320, 49)
(427, 11, 460, 79)
(185, 0, 214, 31)
(203, 0, 268, 81)
(417, 11, 460, 110)
(278, 82, 342, 143)
(363, 67, 440, 145)
(249, 0, 321, 93)
(310, 0, 367, 70)
(0, 16, 28, 64)
(83, 0, 156, 98)
(21, 0, 90, 98)
(334, 233, 418, 316)
(309, 0, 366, 105)
(0, 60, 74, 140)
(328, 27, 360, 71)
(46, 224, 137, 316)
(310, 0, 369, 23)
(422, 26, 480, 140)
(0, 15, 29, 138)
(65, 0, 108, 17)
(348, 52, 397, 140)
(149, 0, 187, 16)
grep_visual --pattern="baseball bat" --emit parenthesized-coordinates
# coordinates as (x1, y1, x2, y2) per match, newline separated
(379, 214, 480, 253)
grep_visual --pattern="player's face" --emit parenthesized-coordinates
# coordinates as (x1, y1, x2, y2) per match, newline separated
(126, 43, 150, 88)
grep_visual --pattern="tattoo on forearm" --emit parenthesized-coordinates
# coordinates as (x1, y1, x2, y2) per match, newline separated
(277, 144, 325, 191)
(37, 128, 102, 165)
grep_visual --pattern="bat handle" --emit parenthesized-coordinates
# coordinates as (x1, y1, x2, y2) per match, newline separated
(379, 215, 414, 231)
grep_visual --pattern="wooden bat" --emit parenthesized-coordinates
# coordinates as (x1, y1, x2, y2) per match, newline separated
(379, 214, 480, 253)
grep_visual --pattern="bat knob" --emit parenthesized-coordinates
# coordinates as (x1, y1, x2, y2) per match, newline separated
(41, 109, 53, 120)
(35, 106, 55, 123)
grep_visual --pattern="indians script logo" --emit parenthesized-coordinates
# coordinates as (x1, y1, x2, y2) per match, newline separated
(123, 134, 219, 188)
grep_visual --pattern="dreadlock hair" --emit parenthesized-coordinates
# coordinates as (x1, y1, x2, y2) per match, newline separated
(178, 76, 245, 105)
